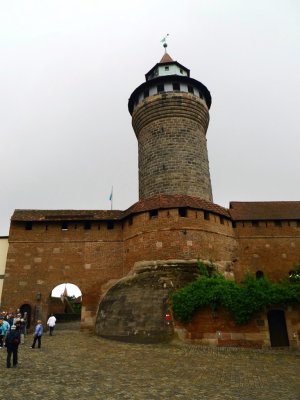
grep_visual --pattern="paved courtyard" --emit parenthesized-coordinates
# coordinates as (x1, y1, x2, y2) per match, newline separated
(0, 324, 299, 400)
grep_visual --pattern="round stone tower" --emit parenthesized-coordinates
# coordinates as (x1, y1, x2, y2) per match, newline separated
(128, 50, 213, 201)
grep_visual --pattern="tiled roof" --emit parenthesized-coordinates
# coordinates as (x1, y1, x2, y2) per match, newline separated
(11, 195, 230, 222)
(229, 201, 300, 221)
(12, 209, 123, 221)
(13, 198, 299, 223)
(159, 53, 174, 63)
(123, 195, 230, 218)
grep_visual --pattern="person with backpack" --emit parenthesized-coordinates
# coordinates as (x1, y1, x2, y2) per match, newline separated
(30, 320, 43, 349)
(6, 325, 20, 368)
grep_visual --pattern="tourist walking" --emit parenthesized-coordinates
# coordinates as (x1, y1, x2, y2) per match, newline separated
(1, 318, 10, 347)
(47, 314, 57, 336)
(6, 325, 20, 368)
(0, 320, 5, 348)
(30, 320, 43, 349)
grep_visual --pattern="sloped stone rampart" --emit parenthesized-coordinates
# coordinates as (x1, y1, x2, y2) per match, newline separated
(95, 260, 200, 343)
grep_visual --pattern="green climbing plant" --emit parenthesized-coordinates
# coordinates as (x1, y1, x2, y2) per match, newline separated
(172, 264, 300, 325)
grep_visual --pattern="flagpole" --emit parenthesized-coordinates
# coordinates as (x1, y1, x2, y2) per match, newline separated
(110, 186, 113, 210)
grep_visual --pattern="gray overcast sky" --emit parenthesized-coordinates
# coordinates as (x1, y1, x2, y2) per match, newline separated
(0, 0, 299, 235)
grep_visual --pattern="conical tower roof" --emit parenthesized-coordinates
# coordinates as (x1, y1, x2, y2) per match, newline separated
(159, 52, 174, 64)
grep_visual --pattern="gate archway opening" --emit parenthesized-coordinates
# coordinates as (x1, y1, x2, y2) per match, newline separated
(49, 283, 82, 328)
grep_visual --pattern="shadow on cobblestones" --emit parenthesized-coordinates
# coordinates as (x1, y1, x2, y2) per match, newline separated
(0, 325, 299, 400)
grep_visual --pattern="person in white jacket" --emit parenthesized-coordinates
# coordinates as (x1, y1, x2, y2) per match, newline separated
(47, 314, 56, 336)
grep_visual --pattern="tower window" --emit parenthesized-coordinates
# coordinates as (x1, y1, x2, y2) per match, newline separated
(143, 89, 149, 98)
(172, 82, 180, 91)
(61, 222, 68, 231)
(164, 66, 169, 71)
(220, 217, 224, 225)
(157, 84, 164, 93)
(188, 86, 194, 94)
(204, 211, 210, 220)
(128, 216, 133, 226)
(274, 220, 282, 227)
(84, 221, 91, 230)
(107, 221, 114, 230)
(252, 221, 259, 227)
(232, 221, 236, 228)
(25, 222, 33, 230)
(178, 208, 187, 217)
(198, 91, 203, 99)
(180, 69, 183, 74)
(149, 209, 158, 219)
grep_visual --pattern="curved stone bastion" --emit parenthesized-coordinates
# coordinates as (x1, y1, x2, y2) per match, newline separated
(95, 259, 233, 343)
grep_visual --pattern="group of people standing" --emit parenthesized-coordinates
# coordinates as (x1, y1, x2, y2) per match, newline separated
(0, 310, 56, 368)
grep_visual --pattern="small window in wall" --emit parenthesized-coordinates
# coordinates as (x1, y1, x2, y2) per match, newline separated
(220, 217, 224, 225)
(164, 66, 169, 71)
(128, 216, 133, 226)
(143, 88, 149, 98)
(198, 91, 203, 99)
(180, 69, 183, 74)
(274, 220, 282, 227)
(252, 221, 259, 227)
(149, 209, 158, 219)
(25, 222, 33, 230)
(157, 84, 164, 93)
(232, 221, 236, 228)
(84, 221, 91, 230)
(107, 221, 114, 230)
(204, 211, 210, 220)
(297, 221, 300, 227)
(188, 85, 194, 94)
(178, 207, 187, 217)
(172, 82, 180, 91)
(61, 222, 68, 231)
(256, 271, 264, 279)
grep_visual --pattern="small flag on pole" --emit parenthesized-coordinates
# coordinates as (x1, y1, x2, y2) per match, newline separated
(109, 186, 113, 210)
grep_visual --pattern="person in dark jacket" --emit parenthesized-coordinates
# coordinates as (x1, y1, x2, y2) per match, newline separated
(30, 320, 43, 349)
(6, 325, 20, 368)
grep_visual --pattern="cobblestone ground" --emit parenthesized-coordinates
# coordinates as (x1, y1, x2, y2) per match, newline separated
(0, 324, 299, 400)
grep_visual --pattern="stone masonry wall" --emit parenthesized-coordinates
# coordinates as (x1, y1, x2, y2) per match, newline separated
(95, 260, 200, 343)
(132, 92, 213, 201)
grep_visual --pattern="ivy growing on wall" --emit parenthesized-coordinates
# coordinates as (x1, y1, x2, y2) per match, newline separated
(171, 261, 300, 325)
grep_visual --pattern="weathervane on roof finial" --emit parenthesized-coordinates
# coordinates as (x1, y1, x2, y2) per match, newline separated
(160, 34, 169, 53)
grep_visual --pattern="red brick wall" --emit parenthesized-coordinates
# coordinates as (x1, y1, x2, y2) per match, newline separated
(2, 208, 300, 337)
(233, 221, 300, 281)
(174, 305, 300, 349)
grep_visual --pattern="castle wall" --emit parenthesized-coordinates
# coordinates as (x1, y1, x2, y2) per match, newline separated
(122, 208, 237, 274)
(174, 304, 300, 349)
(233, 221, 300, 281)
(2, 221, 124, 329)
(2, 206, 237, 329)
(0, 236, 8, 303)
